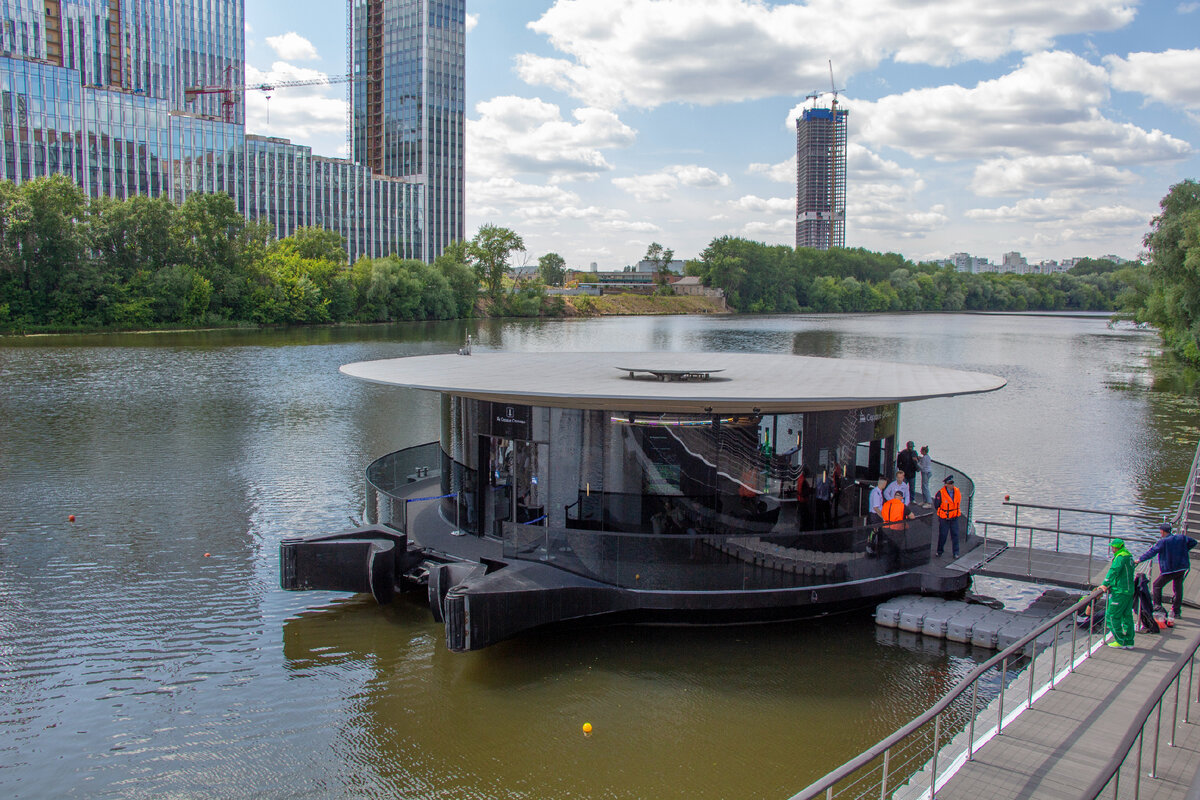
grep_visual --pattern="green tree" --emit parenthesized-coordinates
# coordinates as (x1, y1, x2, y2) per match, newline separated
(434, 240, 478, 317)
(1143, 180, 1200, 361)
(643, 242, 675, 287)
(469, 224, 525, 298)
(537, 252, 567, 286)
(5, 176, 90, 323)
(172, 193, 269, 320)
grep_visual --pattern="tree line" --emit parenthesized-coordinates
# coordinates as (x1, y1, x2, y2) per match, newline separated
(0, 173, 1178, 334)
(0, 176, 558, 331)
(687, 237, 1148, 314)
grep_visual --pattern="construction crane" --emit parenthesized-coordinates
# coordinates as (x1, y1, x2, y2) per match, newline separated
(184, 71, 368, 123)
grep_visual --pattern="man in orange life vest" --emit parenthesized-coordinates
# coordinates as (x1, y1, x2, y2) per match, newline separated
(879, 490, 912, 554)
(935, 475, 963, 558)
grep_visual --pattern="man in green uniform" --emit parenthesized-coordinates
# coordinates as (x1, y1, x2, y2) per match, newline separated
(1099, 538, 1136, 649)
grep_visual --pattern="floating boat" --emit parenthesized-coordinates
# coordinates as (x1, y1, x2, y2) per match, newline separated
(281, 351, 1006, 651)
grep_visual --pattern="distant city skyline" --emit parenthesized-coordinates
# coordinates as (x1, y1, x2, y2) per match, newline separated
(245, 0, 1200, 269)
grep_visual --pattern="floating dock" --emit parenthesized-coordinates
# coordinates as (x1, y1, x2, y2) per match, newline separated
(875, 590, 1083, 652)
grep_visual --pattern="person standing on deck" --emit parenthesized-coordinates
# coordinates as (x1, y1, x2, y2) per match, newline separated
(884, 471, 911, 505)
(795, 467, 813, 531)
(918, 446, 933, 505)
(1136, 522, 1197, 620)
(897, 441, 918, 487)
(814, 468, 834, 530)
(1100, 538, 1136, 649)
(935, 475, 963, 559)
(867, 477, 886, 555)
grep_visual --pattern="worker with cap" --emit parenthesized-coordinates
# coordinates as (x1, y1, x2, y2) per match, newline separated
(934, 474, 962, 558)
(1099, 538, 1136, 649)
(1136, 522, 1197, 620)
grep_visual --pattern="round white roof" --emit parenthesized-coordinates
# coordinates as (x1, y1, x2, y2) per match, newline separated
(341, 352, 1005, 413)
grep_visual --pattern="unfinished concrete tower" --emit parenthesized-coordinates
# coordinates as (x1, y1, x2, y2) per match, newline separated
(795, 106, 848, 250)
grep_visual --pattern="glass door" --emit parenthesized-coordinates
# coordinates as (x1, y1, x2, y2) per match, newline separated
(482, 436, 514, 538)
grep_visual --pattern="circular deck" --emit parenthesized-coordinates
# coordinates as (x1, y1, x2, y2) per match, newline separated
(341, 352, 1006, 413)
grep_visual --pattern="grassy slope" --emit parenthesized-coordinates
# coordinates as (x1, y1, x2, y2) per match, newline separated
(563, 294, 727, 316)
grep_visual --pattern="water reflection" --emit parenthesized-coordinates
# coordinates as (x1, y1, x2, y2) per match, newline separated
(0, 312, 1190, 799)
(282, 600, 976, 799)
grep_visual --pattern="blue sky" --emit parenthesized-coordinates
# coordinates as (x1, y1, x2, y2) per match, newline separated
(244, 1, 1200, 269)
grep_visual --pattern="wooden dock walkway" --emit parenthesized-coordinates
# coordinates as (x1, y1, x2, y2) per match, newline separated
(913, 597, 1200, 799)
(902, 444, 1200, 800)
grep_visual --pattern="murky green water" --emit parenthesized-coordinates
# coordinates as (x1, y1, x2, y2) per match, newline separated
(0, 313, 1192, 798)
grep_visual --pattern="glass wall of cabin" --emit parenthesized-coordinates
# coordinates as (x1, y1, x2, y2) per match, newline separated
(438, 395, 900, 539)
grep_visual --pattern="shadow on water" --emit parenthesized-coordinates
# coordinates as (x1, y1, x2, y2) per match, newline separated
(279, 595, 982, 799)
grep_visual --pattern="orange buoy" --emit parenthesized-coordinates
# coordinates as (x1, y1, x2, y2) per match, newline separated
(68, 515, 75, 522)
(204, 553, 211, 558)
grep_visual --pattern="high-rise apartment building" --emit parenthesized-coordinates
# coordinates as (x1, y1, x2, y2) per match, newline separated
(350, 0, 465, 259)
(795, 106, 848, 250)
(0, 0, 461, 262)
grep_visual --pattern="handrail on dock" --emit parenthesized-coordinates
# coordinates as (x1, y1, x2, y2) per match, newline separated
(974, 517, 1157, 584)
(1081, 629, 1200, 799)
(1172, 440, 1200, 535)
(1003, 500, 1163, 521)
(790, 587, 1108, 800)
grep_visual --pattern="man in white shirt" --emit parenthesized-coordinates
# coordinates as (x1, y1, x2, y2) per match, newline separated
(884, 470, 911, 505)
(868, 477, 885, 518)
(867, 477, 886, 555)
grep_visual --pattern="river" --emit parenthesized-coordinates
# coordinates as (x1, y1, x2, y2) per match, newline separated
(0, 312, 1193, 799)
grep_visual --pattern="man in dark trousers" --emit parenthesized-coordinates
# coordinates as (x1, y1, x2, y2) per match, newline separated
(934, 475, 962, 558)
(897, 441, 918, 487)
(1136, 522, 1198, 620)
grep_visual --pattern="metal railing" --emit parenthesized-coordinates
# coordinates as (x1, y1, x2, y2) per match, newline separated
(1003, 501, 1164, 548)
(791, 588, 1110, 800)
(1080, 629, 1200, 799)
(364, 441, 442, 531)
(1172, 439, 1200, 536)
(973, 518, 1157, 584)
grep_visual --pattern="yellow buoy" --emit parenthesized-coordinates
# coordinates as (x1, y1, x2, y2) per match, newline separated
(582, 722, 593, 735)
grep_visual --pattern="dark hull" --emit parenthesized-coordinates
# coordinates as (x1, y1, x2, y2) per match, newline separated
(282, 525, 971, 651)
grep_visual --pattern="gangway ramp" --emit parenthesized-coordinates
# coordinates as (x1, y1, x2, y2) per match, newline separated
(961, 515, 1160, 591)
(967, 546, 1108, 590)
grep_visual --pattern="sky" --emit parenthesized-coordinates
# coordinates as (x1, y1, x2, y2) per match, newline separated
(243, 0, 1200, 270)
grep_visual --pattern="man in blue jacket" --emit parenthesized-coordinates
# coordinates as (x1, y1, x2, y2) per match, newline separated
(1136, 522, 1198, 620)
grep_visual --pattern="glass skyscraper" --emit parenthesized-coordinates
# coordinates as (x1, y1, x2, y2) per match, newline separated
(0, 0, 457, 262)
(349, 0, 464, 260)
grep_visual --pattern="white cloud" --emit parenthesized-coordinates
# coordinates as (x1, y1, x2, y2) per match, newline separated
(966, 196, 1147, 230)
(517, 0, 1135, 109)
(1105, 49, 1200, 108)
(854, 204, 949, 239)
(743, 218, 795, 237)
(244, 63, 346, 144)
(613, 164, 730, 201)
(1178, 2, 1199, 12)
(466, 13, 479, 32)
(469, 176, 583, 208)
(733, 195, 793, 214)
(468, 96, 636, 178)
(265, 32, 319, 62)
(836, 51, 1192, 167)
(970, 155, 1138, 196)
(749, 156, 794, 184)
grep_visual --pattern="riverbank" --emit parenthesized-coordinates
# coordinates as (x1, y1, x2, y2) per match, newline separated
(563, 294, 727, 315)
(1, 294, 729, 337)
